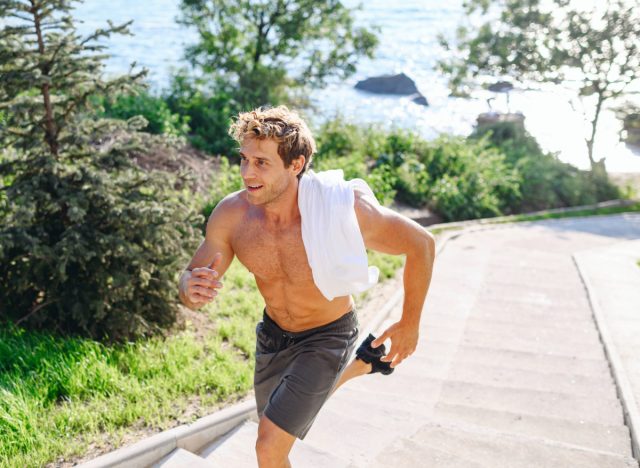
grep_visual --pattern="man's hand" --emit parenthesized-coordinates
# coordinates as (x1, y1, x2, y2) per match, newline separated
(181, 253, 225, 308)
(371, 321, 419, 368)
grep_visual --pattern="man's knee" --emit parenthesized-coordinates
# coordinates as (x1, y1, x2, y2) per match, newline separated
(256, 416, 295, 466)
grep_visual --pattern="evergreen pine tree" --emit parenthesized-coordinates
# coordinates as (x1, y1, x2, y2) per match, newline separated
(0, 0, 201, 341)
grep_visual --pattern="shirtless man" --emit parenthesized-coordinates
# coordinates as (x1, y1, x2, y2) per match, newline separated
(178, 106, 435, 468)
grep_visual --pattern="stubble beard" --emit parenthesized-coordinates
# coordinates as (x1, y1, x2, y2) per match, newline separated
(248, 174, 291, 207)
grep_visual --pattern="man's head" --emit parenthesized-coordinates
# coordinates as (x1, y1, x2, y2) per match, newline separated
(228, 106, 316, 180)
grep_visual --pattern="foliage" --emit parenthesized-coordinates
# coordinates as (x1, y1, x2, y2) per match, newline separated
(178, 0, 378, 109)
(163, 72, 239, 155)
(0, 0, 201, 341)
(314, 118, 521, 219)
(471, 122, 620, 212)
(438, 0, 640, 170)
(420, 135, 520, 221)
(96, 87, 190, 137)
(201, 156, 244, 219)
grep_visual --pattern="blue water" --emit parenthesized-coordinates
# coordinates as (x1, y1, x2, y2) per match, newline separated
(72, 1, 640, 172)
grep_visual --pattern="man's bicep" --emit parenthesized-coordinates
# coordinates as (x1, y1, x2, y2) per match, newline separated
(355, 195, 426, 256)
(186, 209, 235, 277)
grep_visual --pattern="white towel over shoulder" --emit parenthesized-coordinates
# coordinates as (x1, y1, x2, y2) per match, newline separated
(298, 169, 380, 301)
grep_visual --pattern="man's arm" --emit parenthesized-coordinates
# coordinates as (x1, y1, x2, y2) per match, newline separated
(179, 195, 238, 310)
(354, 190, 436, 368)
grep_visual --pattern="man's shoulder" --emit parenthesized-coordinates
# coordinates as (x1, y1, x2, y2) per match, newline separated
(208, 190, 249, 227)
(217, 189, 250, 210)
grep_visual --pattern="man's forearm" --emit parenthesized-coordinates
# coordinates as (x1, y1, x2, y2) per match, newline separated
(400, 234, 436, 327)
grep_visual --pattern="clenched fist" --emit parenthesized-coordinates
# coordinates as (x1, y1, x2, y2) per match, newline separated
(180, 252, 225, 309)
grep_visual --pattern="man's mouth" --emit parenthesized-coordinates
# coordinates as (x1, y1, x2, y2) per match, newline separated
(247, 184, 263, 192)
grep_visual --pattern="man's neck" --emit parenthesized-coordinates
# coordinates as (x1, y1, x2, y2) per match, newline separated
(261, 182, 300, 227)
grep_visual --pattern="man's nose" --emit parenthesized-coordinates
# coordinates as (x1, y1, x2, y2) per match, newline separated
(241, 164, 254, 179)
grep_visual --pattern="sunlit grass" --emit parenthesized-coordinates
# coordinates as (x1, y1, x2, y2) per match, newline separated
(498, 202, 640, 223)
(0, 253, 403, 467)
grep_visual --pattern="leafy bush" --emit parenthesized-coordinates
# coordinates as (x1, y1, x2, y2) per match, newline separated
(472, 122, 621, 212)
(419, 135, 520, 220)
(97, 88, 190, 137)
(314, 120, 520, 219)
(201, 157, 244, 219)
(0, 140, 202, 342)
(0, 3, 202, 341)
(164, 73, 239, 156)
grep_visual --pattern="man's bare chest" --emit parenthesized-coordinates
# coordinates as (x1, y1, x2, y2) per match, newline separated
(232, 220, 313, 284)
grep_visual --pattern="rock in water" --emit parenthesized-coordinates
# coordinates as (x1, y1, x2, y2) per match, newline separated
(355, 73, 419, 95)
(411, 94, 429, 106)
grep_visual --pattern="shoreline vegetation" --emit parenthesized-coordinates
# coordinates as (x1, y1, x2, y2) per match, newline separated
(1, 1, 638, 466)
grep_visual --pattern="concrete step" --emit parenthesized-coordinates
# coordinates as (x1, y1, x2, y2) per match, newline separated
(482, 267, 585, 287)
(422, 321, 602, 351)
(396, 421, 639, 468)
(201, 420, 349, 468)
(343, 364, 443, 405)
(468, 295, 591, 316)
(202, 422, 257, 467)
(433, 402, 634, 456)
(369, 437, 486, 468)
(398, 357, 617, 400)
(421, 330, 607, 361)
(439, 380, 624, 425)
(327, 384, 436, 422)
(477, 281, 591, 305)
(444, 343, 611, 377)
(155, 448, 213, 468)
(304, 402, 420, 465)
(423, 311, 602, 342)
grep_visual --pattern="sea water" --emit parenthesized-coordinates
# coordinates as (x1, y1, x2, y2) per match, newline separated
(72, 0, 640, 172)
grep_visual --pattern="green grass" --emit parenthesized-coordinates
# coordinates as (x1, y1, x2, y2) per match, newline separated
(493, 202, 640, 224)
(0, 253, 403, 467)
(429, 225, 464, 236)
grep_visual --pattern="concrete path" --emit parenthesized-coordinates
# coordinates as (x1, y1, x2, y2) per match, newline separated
(158, 213, 640, 467)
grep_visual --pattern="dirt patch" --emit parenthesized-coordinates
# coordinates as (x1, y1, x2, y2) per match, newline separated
(96, 130, 223, 194)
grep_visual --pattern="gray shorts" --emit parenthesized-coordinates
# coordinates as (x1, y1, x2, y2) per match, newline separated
(254, 308, 359, 439)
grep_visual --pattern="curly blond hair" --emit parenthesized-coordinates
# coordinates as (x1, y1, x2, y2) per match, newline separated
(228, 106, 316, 178)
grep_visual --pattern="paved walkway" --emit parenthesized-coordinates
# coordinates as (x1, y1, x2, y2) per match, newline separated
(160, 213, 640, 467)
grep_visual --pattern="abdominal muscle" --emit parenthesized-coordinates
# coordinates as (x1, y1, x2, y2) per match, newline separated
(255, 277, 354, 332)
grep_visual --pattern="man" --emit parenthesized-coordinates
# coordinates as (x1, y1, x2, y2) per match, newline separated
(178, 106, 435, 468)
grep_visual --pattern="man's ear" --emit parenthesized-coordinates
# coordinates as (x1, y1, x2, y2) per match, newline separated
(291, 155, 305, 176)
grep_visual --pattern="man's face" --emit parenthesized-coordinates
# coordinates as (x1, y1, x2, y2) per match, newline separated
(239, 137, 301, 206)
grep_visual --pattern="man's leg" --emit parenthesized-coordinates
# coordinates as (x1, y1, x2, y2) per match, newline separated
(331, 358, 372, 395)
(256, 415, 297, 468)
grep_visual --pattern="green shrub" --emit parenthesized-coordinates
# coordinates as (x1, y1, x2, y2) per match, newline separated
(164, 73, 239, 156)
(0, 2, 207, 341)
(471, 122, 621, 212)
(314, 118, 368, 161)
(421, 135, 520, 220)
(366, 163, 398, 206)
(0, 140, 202, 342)
(98, 88, 190, 137)
(314, 119, 521, 219)
(201, 157, 244, 219)
(395, 155, 432, 206)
